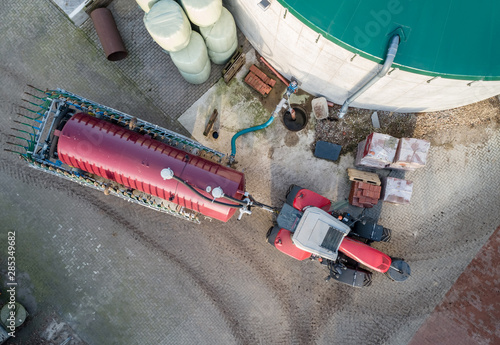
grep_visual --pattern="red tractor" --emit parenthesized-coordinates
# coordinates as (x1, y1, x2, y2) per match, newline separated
(266, 185, 410, 287)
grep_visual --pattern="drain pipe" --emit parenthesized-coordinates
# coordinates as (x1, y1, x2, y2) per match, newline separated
(338, 34, 400, 119)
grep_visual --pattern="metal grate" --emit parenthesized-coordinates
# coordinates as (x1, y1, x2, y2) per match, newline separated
(320, 226, 345, 253)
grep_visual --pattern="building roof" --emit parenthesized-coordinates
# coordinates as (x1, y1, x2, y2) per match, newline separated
(278, 0, 500, 80)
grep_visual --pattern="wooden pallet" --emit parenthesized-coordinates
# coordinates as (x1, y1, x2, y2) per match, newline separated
(222, 48, 245, 84)
(347, 168, 381, 186)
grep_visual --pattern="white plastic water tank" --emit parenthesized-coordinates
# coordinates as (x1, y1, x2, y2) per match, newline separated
(207, 38, 237, 65)
(200, 7, 237, 53)
(144, 0, 192, 52)
(179, 59, 211, 84)
(135, 0, 158, 12)
(180, 0, 222, 27)
(170, 31, 209, 74)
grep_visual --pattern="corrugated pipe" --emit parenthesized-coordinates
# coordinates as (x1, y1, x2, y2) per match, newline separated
(338, 34, 400, 119)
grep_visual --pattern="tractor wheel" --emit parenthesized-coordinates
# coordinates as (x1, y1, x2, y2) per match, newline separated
(381, 227, 392, 242)
(266, 226, 280, 247)
(285, 184, 305, 206)
(386, 259, 411, 282)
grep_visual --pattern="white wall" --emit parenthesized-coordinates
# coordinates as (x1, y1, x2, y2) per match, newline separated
(225, 0, 500, 113)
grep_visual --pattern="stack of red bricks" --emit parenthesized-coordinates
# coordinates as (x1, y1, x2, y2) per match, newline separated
(244, 65, 276, 96)
(349, 181, 382, 208)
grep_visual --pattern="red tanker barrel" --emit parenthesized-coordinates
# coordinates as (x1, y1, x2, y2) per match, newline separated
(57, 113, 245, 222)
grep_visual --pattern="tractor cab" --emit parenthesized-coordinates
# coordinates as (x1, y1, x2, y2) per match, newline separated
(292, 207, 350, 262)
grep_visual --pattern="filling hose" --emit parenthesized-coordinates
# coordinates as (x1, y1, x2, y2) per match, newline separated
(230, 97, 288, 160)
(230, 115, 276, 158)
(163, 170, 278, 213)
(172, 175, 244, 208)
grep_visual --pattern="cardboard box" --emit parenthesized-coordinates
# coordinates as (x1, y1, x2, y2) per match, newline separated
(381, 177, 413, 205)
(355, 133, 399, 169)
(390, 138, 431, 171)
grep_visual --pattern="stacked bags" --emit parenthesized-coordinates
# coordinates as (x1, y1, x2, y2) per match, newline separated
(135, 0, 157, 12)
(139, 0, 238, 84)
(170, 31, 211, 84)
(144, 1, 192, 52)
(200, 8, 238, 65)
(181, 0, 222, 27)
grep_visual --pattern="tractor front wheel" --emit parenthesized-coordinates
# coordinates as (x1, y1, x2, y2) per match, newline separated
(266, 226, 280, 247)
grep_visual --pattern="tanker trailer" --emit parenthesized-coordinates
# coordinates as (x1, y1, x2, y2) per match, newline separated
(8, 87, 274, 223)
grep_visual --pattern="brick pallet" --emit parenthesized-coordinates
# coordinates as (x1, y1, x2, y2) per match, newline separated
(389, 138, 431, 171)
(244, 64, 276, 96)
(355, 133, 399, 169)
(349, 181, 382, 208)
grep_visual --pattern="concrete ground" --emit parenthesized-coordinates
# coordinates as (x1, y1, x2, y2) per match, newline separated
(0, 1, 499, 344)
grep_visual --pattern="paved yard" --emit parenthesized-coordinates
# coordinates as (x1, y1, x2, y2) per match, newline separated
(0, 1, 498, 344)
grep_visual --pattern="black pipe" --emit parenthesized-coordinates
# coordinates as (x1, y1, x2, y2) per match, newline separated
(172, 172, 277, 212)
(172, 175, 244, 209)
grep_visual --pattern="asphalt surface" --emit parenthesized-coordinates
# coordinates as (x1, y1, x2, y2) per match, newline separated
(0, 1, 499, 344)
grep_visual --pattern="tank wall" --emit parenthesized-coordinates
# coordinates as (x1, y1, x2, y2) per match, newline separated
(57, 113, 244, 222)
(225, 0, 500, 112)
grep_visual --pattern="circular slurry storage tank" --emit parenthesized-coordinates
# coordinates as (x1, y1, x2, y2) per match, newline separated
(225, 0, 500, 113)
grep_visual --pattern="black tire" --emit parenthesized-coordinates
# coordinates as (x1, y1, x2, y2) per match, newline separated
(381, 227, 392, 242)
(285, 184, 305, 206)
(48, 135, 59, 159)
(266, 226, 280, 247)
(328, 262, 372, 288)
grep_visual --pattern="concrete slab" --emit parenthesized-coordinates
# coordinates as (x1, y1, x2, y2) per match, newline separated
(178, 49, 354, 206)
(52, 0, 90, 26)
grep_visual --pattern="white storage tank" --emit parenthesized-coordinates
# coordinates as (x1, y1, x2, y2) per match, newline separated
(180, 0, 222, 27)
(226, 1, 500, 113)
(200, 7, 237, 64)
(144, 0, 192, 52)
(170, 31, 211, 84)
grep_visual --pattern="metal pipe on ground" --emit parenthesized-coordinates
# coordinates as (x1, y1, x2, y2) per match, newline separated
(259, 56, 289, 86)
(90, 8, 127, 61)
(338, 34, 400, 118)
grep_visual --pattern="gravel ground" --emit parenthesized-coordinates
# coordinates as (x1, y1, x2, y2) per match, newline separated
(315, 96, 500, 154)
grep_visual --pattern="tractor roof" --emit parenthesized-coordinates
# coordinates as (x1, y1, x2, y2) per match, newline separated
(292, 207, 350, 261)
